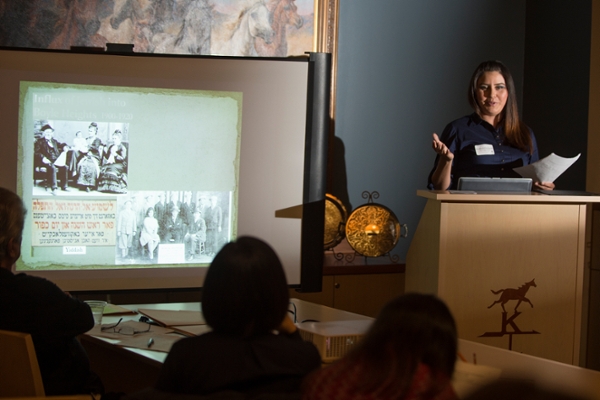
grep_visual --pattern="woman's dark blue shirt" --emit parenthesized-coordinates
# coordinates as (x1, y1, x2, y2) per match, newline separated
(428, 113, 539, 190)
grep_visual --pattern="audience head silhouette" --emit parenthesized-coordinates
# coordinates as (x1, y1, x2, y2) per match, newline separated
(304, 292, 458, 400)
(0, 187, 27, 269)
(0, 188, 100, 396)
(201, 236, 289, 337)
(366, 292, 457, 377)
(154, 236, 320, 397)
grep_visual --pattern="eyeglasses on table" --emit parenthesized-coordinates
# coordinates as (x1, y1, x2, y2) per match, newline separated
(100, 318, 152, 335)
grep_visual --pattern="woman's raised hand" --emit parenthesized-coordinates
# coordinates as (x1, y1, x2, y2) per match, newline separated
(432, 133, 454, 161)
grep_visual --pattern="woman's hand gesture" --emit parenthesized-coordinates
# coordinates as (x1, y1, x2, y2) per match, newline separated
(432, 133, 454, 161)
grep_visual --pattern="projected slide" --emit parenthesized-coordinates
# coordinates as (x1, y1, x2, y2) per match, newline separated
(19, 81, 242, 270)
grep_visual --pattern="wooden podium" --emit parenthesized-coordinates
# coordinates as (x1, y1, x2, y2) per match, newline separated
(406, 190, 600, 366)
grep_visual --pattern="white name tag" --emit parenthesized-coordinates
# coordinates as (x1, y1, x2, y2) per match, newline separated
(475, 144, 494, 155)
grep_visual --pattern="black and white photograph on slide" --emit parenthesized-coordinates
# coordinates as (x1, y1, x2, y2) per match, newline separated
(33, 120, 130, 196)
(114, 190, 231, 266)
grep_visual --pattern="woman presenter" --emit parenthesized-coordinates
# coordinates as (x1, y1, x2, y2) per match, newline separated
(428, 60, 555, 191)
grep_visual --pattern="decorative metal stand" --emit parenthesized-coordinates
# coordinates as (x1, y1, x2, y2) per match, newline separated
(340, 191, 407, 264)
(324, 193, 348, 251)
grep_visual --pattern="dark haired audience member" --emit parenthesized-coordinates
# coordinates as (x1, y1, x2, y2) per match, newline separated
(0, 187, 101, 395)
(302, 293, 458, 400)
(155, 236, 321, 397)
(429, 60, 555, 191)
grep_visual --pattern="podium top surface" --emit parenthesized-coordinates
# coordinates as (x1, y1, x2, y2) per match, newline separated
(418, 190, 600, 204)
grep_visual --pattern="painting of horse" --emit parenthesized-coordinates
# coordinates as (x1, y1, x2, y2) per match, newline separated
(488, 278, 537, 313)
(210, 0, 274, 56)
(108, 0, 160, 53)
(150, 0, 213, 54)
(254, 0, 304, 57)
(173, 0, 212, 54)
(0, 0, 315, 57)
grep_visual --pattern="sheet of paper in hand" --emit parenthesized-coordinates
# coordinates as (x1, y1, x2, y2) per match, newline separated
(513, 153, 580, 183)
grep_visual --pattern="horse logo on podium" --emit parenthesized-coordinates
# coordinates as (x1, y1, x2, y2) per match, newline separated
(479, 279, 540, 350)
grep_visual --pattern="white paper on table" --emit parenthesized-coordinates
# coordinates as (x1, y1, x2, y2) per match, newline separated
(513, 153, 580, 183)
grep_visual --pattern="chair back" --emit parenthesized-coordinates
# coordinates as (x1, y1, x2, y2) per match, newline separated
(0, 329, 45, 397)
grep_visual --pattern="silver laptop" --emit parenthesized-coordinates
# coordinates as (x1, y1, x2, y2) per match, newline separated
(456, 177, 532, 193)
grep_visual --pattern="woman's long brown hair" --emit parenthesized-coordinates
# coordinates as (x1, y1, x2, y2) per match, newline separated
(468, 60, 534, 154)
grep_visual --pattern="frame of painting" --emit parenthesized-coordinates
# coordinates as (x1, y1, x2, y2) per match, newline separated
(315, 0, 340, 119)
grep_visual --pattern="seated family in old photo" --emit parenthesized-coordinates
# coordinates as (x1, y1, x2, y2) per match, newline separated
(33, 122, 129, 195)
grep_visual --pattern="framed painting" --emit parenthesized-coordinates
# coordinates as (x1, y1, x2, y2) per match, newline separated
(0, 0, 338, 58)
(315, 0, 339, 117)
(0, 0, 339, 114)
